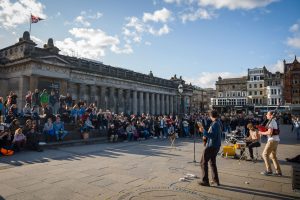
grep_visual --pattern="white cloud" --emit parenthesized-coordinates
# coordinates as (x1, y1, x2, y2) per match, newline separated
(289, 23, 299, 32)
(148, 24, 170, 36)
(55, 28, 132, 60)
(145, 41, 152, 46)
(125, 17, 145, 33)
(143, 8, 172, 23)
(198, 0, 277, 10)
(185, 71, 244, 88)
(75, 16, 91, 27)
(181, 8, 216, 23)
(287, 37, 300, 49)
(73, 11, 103, 27)
(0, 0, 46, 29)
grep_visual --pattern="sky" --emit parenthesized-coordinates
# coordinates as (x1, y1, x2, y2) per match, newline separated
(0, 0, 300, 88)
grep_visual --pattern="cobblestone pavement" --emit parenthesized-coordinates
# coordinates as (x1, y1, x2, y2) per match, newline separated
(0, 125, 299, 200)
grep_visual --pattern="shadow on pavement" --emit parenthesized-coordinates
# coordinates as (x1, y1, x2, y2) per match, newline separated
(217, 184, 297, 200)
(0, 139, 187, 168)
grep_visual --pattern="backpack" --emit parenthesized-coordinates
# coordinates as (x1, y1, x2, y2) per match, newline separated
(1, 148, 14, 156)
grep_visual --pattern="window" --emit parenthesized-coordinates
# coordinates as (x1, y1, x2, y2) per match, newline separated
(260, 84, 263, 88)
(254, 91, 257, 95)
(254, 84, 257, 88)
(249, 91, 252, 95)
(260, 91, 263, 95)
(249, 84, 252, 88)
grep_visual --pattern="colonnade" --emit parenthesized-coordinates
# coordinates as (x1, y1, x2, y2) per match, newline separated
(68, 83, 183, 115)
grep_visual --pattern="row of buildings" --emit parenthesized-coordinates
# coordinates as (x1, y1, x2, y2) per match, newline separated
(0, 31, 299, 115)
(210, 58, 300, 114)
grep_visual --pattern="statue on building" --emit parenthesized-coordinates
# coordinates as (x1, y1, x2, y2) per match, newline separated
(44, 38, 60, 54)
(149, 70, 153, 77)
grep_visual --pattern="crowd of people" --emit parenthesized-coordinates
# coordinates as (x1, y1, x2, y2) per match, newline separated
(0, 89, 298, 157)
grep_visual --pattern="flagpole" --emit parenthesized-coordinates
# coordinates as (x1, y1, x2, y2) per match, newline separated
(29, 13, 32, 34)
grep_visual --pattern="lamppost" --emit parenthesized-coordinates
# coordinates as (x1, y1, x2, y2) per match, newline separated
(178, 84, 183, 115)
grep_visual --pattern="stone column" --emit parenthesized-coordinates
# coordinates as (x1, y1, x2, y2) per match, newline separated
(145, 92, 150, 114)
(150, 93, 155, 115)
(133, 90, 137, 115)
(156, 93, 160, 115)
(79, 84, 87, 102)
(161, 94, 165, 115)
(99, 86, 106, 111)
(18, 76, 29, 110)
(90, 85, 98, 106)
(68, 83, 78, 102)
(117, 88, 124, 114)
(125, 89, 131, 115)
(170, 95, 174, 114)
(29, 76, 38, 92)
(139, 91, 144, 115)
(174, 95, 179, 114)
(166, 95, 169, 115)
(109, 87, 116, 113)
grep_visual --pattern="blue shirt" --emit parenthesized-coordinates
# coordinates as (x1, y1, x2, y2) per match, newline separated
(203, 119, 222, 149)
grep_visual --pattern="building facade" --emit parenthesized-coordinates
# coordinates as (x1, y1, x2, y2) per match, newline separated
(264, 71, 283, 106)
(283, 56, 300, 104)
(283, 56, 300, 113)
(191, 86, 208, 113)
(0, 31, 193, 115)
(247, 67, 268, 106)
(212, 76, 247, 113)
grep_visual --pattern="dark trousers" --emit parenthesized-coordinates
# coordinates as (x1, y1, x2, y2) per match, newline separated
(200, 146, 220, 184)
(241, 141, 260, 158)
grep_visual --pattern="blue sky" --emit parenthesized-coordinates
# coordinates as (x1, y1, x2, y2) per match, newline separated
(1, 0, 300, 88)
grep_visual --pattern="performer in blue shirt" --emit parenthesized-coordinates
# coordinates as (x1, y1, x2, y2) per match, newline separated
(199, 110, 222, 186)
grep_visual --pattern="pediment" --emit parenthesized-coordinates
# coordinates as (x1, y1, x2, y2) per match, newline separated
(38, 55, 70, 65)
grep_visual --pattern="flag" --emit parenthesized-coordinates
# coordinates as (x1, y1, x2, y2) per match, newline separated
(31, 14, 43, 23)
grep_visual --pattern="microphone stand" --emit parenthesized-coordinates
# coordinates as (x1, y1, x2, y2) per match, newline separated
(187, 131, 200, 165)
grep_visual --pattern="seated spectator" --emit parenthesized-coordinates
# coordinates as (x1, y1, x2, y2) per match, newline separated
(9, 119, 20, 141)
(65, 93, 73, 107)
(4, 110, 15, 124)
(80, 117, 95, 133)
(31, 105, 40, 126)
(0, 123, 11, 148)
(117, 125, 127, 141)
(58, 104, 70, 123)
(53, 116, 68, 141)
(43, 118, 55, 142)
(70, 104, 79, 124)
(107, 124, 118, 142)
(23, 103, 32, 121)
(43, 104, 54, 121)
(12, 128, 26, 152)
(24, 120, 42, 152)
(90, 109, 98, 128)
(126, 122, 135, 141)
(10, 104, 19, 118)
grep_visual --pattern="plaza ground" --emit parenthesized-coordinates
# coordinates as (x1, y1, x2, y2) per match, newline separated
(0, 125, 299, 200)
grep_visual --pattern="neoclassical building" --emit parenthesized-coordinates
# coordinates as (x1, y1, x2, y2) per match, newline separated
(0, 31, 193, 115)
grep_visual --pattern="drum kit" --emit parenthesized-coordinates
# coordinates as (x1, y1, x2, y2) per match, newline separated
(222, 131, 247, 159)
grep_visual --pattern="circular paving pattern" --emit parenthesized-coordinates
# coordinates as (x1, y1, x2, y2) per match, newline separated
(118, 186, 220, 200)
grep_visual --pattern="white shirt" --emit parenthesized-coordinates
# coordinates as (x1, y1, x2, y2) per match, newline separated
(267, 119, 280, 142)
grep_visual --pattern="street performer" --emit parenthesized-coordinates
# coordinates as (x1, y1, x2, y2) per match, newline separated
(240, 123, 261, 161)
(198, 110, 222, 186)
(258, 111, 282, 176)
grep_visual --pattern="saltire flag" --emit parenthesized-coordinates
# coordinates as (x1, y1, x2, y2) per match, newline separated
(31, 14, 43, 23)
